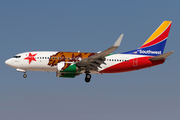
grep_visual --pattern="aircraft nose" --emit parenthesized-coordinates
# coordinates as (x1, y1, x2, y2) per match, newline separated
(5, 59, 12, 66)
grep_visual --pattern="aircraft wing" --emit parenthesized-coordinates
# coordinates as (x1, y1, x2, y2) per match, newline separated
(76, 34, 124, 72)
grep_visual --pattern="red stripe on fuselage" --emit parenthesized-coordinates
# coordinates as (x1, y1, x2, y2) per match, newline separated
(100, 56, 164, 73)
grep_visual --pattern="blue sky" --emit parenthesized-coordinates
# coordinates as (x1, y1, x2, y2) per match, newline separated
(0, 0, 180, 120)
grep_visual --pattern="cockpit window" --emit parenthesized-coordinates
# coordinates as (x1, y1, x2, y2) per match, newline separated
(13, 56, 21, 58)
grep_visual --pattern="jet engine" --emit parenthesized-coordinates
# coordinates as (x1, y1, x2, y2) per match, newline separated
(56, 62, 80, 78)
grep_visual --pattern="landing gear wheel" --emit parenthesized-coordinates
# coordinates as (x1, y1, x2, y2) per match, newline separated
(85, 73, 91, 83)
(23, 74, 27, 78)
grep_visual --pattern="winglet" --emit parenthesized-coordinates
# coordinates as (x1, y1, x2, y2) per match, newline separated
(149, 51, 174, 61)
(113, 34, 124, 47)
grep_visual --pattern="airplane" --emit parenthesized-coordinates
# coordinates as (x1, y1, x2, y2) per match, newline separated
(5, 21, 174, 83)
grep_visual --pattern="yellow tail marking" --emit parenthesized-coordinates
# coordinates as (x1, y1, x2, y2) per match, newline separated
(143, 21, 172, 45)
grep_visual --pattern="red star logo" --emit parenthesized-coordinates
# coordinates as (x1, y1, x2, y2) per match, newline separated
(24, 53, 37, 64)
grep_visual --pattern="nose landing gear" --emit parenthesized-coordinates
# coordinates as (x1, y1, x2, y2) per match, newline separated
(16, 69, 27, 78)
(23, 73, 27, 78)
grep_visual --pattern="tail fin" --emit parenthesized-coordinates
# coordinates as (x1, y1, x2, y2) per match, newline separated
(123, 21, 172, 56)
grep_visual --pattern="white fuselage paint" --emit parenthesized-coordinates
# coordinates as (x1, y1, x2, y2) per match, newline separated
(5, 51, 146, 73)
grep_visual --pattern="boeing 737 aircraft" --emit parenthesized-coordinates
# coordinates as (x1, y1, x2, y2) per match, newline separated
(5, 21, 174, 82)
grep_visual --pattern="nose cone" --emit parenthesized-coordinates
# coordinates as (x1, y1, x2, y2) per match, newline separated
(5, 59, 12, 66)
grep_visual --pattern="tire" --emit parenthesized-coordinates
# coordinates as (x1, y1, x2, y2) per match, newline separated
(85, 78, 90, 83)
(85, 74, 91, 83)
(23, 74, 27, 78)
(86, 74, 91, 79)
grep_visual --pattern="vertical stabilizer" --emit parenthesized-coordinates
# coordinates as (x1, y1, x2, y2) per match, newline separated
(123, 21, 172, 56)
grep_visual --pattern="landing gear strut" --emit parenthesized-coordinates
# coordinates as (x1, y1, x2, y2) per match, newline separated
(85, 73, 91, 83)
(16, 69, 27, 78)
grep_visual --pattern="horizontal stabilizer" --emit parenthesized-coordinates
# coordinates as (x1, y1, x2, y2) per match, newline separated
(149, 51, 174, 61)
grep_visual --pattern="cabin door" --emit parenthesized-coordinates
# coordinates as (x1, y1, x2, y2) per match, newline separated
(133, 58, 138, 67)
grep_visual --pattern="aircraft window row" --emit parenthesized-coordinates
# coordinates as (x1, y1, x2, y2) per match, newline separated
(35, 57, 80, 60)
(13, 56, 21, 58)
(35, 57, 49, 59)
(34, 57, 129, 62)
(106, 59, 129, 62)
(50, 57, 79, 60)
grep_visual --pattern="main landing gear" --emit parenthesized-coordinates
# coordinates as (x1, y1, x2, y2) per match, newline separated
(85, 73, 91, 83)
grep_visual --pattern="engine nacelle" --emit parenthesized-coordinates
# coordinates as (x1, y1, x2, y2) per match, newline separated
(56, 62, 78, 78)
